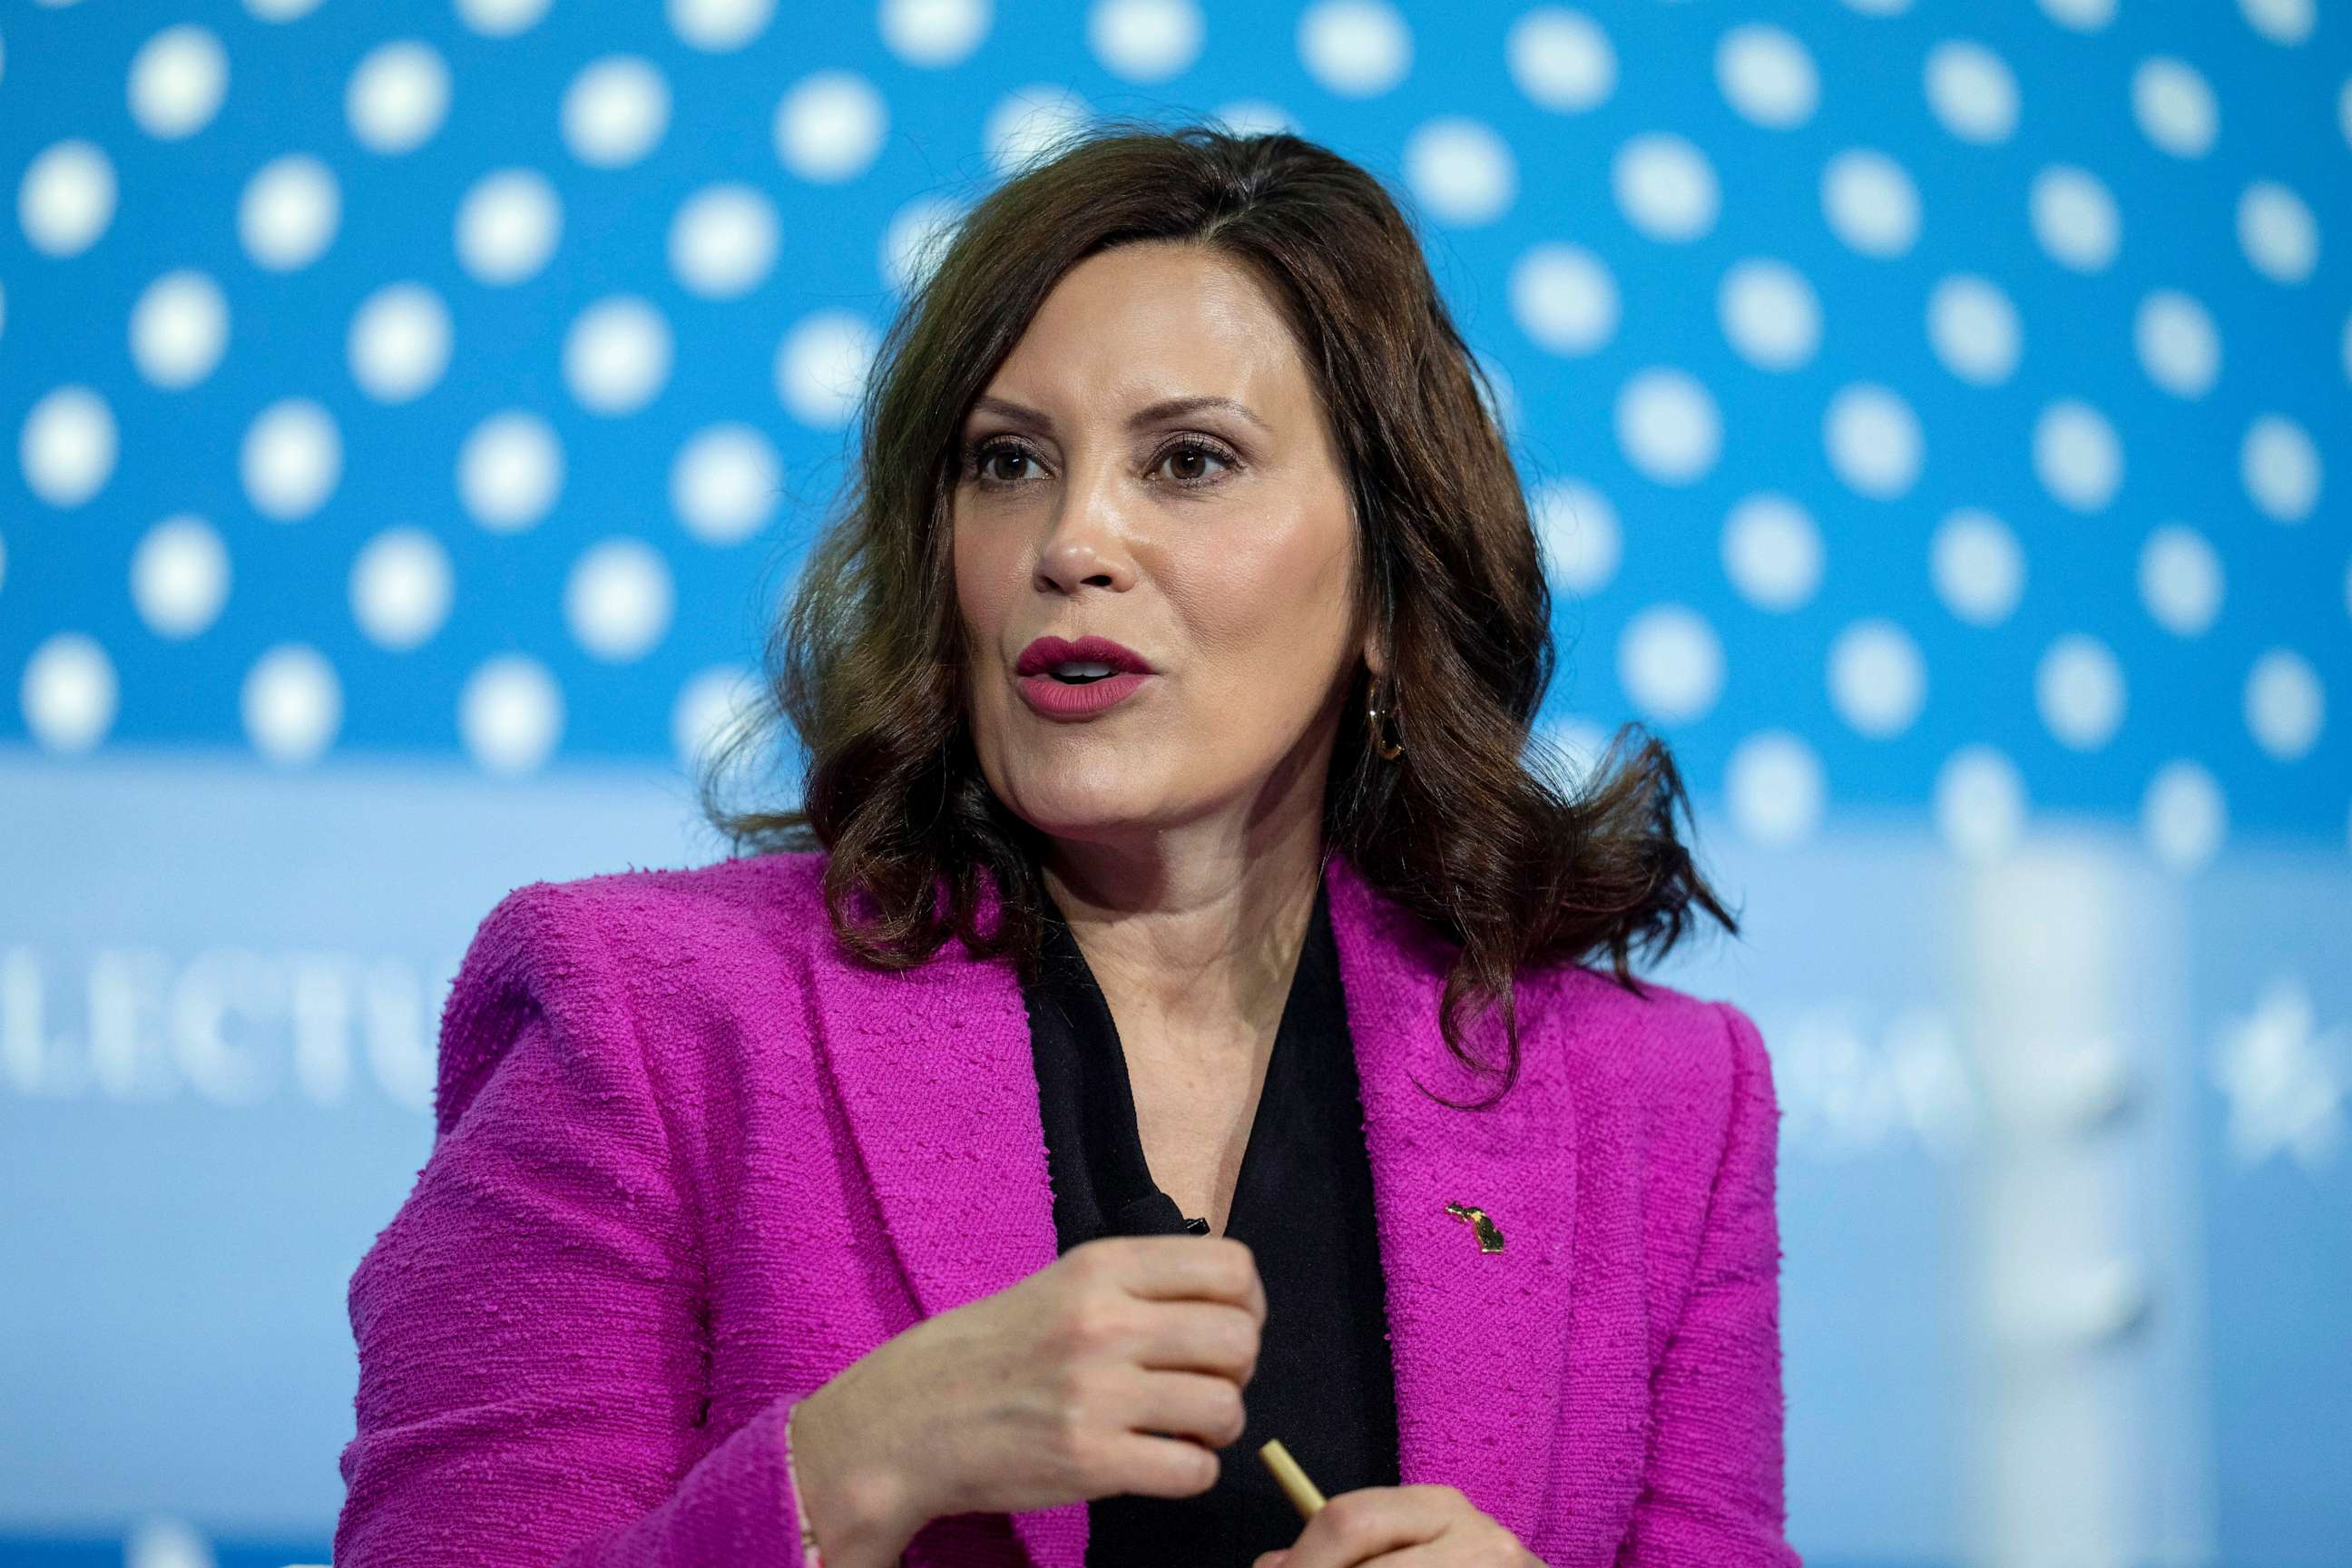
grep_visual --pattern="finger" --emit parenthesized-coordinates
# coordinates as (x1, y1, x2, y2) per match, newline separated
(1277, 1485, 1464, 1568)
(1100, 1428, 1222, 1500)
(1132, 1297, 1260, 1381)
(1130, 1366, 1250, 1448)
(1115, 1234, 1265, 1327)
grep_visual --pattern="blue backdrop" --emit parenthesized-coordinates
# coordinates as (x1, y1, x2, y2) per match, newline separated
(1, 2, 2345, 1564)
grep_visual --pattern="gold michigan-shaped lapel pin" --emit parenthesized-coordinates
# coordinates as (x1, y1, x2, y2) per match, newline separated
(1445, 1200, 1505, 1253)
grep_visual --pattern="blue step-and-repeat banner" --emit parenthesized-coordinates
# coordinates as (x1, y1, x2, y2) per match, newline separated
(2, 2, 2346, 1564)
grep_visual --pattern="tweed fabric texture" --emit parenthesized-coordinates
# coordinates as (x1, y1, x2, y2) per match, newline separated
(334, 847, 1800, 1567)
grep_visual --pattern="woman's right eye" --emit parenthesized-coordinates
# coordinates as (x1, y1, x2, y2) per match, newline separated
(965, 439, 1040, 488)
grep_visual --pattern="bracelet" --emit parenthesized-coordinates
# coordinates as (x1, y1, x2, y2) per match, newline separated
(784, 1400, 825, 1568)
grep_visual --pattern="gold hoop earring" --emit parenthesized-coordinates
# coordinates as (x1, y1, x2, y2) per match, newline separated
(1367, 681, 1405, 760)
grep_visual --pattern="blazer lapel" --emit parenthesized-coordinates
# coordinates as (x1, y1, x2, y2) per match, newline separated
(801, 850, 1579, 1567)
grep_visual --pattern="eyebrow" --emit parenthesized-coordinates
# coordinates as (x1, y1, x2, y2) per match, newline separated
(966, 393, 1272, 436)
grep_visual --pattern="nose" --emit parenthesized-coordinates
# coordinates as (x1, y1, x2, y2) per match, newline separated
(1034, 463, 1137, 593)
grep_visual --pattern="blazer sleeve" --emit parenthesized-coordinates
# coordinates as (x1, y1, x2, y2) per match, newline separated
(1614, 1001, 1803, 1568)
(333, 882, 817, 1568)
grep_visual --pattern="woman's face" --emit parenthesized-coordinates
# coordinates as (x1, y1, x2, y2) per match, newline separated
(953, 240, 1368, 854)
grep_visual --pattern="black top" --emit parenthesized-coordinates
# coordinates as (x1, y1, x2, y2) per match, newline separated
(1019, 875, 1402, 1566)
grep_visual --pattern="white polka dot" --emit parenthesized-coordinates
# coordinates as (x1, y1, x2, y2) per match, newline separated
(1617, 603, 1724, 725)
(1727, 730, 1825, 848)
(1612, 132, 1718, 243)
(1089, 0, 1203, 82)
(1935, 745, 2026, 861)
(1722, 493, 1821, 612)
(1405, 116, 1516, 227)
(21, 632, 118, 754)
(1531, 478, 1620, 594)
(2141, 760, 2225, 872)
(2241, 413, 2321, 524)
(1298, 0, 1411, 97)
(1924, 39, 2018, 143)
(347, 39, 451, 154)
(670, 184, 779, 300)
(241, 644, 341, 766)
(2245, 648, 2323, 760)
(564, 538, 675, 662)
(562, 56, 670, 169)
(456, 0, 553, 36)
(132, 514, 230, 637)
(1615, 368, 1720, 485)
(564, 296, 673, 417)
(672, 424, 783, 545)
(2341, 76, 2352, 152)
(880, 194, 965, 296)
(459, 654, 564, 776)
(983, 83, 1094, 179)
(1823, 382, 1924, 499)
(239, 153, 339, 271)
(2134, 289, 2220, 397)
(1717, 24, 1817, 130)
(1508, 6, 1612, 113)
(19, 139, 117, 257)
(455, 168, 562, 285)
(2239, 0, 2314, 44)
(2239, 181, 2318, 283)
(671, 0, 776, 50)
(350, 525, 453, 650)
(1926, 274, 2021, 386)
(2037, 0, 2114, 29)
(129, 270, 230, 389)
(20, 385, 117, 508)
(776, 310, 878, 430)
(2138, 523, 2222, 636)
(672, 663, 764, 771)
(245, 0, 323, 18)
(2030, 165, 2119, 271)
(1718, 258, 1819, 371)
(775, 71, 888, 182)
(879, 0, 994, 68)
(1828, 618, 1927, 738)
(129, 24, 229, 140)
(1842, 0, 1910, 13)
(1821, 148, 1920, 259)
(2132, 57, 2216, 157)
(1511, 242, 1617, 355)
(1931, 507, 2024, 626)
(240, 398, 342, 522)
(2033, 398, 2123, 513)
(2036, 633, 2126, 750)
(457, 410, 564, 533)
(348, 282, 451, 404)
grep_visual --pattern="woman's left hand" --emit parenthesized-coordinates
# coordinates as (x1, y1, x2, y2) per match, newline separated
(1250, 1484, 1544, 1567)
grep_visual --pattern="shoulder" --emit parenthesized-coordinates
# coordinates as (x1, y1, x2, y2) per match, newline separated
(1533, 962, 1777, 1190)
(435, 850, 836, 1136)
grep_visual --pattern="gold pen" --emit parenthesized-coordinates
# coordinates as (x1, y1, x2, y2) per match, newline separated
(1259, 1438, 1326, 1520)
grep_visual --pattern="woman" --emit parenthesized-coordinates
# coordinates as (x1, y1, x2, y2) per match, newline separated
(335, 123, 1798, 1568)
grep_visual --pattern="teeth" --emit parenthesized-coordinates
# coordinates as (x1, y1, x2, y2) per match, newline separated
(1054, 662, 1117, 677)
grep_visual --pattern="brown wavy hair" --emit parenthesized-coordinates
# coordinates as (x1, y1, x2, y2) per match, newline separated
(697, 118, 1739, 1107)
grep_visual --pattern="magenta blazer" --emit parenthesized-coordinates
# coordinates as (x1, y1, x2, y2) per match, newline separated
(336, 847, 1799, 1567)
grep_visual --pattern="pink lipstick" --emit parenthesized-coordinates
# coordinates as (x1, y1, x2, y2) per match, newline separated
(1015, 633, 1156, 719)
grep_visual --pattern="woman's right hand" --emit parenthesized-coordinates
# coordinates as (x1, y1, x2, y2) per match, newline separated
(789, 1233, 1267, 1552)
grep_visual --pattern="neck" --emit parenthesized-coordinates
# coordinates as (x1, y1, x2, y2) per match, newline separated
(1036, 815, 1327, 1053)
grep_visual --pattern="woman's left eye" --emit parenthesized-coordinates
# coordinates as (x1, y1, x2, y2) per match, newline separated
(1153, 438, 1235, 486)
